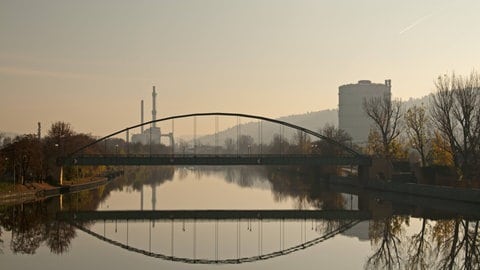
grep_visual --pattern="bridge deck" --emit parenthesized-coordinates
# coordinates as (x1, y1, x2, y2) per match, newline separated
(62, 154, 372, 166)
(57, 209, 372, 221)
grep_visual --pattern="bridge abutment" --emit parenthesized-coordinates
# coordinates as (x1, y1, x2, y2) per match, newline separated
(357, 157, 393, 186)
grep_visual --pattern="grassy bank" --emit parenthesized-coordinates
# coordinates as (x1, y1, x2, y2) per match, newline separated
(0, 182, 14, 193)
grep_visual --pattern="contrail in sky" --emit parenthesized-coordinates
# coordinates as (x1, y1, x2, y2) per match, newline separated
(399, 13, 433, 35)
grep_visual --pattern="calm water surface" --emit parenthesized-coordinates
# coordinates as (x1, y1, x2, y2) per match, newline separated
(1, 166, 479, 269)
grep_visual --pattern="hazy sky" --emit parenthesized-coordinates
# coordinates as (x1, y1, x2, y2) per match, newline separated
(1, 0, 480, 136)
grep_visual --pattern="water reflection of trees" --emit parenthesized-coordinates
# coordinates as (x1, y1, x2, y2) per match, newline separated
(188, 165, 348, 210)
(0, 202, 76, 255)
(0, 173, 122, 255)
(9, 204, 47, 254)
(1, 166, 480, 270)
(363, 215, 480, 270)
(0, 165, 343, 256)
(0, 226, 3, 254)
(366, 216, 408, 270)
(183, 166, 268, 188)
(433, 219, 480, 269)
(0, 166, 175, 255)
(266, 166, 347, 210)
(110, 166, 175, 192)
(45, 220, 76, 254)
(225, 167, 262, 187)
(407, 218, 432, 270)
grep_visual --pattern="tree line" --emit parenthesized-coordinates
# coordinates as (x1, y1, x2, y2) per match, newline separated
(0, 122, 105, 185)
(363, 71, 480, 184)
(0, 120, 351, 186)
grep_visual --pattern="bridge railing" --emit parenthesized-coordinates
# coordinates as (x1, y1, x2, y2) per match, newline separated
(63, 153, 372, 166)
(71, 153, 365, 158)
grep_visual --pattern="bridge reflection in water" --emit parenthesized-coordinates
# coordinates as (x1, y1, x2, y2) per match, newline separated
(59, 210, 366, 264)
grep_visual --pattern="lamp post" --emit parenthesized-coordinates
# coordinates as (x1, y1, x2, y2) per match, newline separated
(55, 143, 63, 185)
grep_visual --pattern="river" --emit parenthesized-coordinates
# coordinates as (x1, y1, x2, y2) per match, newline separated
(1, 166, 479, 269)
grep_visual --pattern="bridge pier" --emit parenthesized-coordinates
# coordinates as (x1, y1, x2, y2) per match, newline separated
(358, 164, 369, 186)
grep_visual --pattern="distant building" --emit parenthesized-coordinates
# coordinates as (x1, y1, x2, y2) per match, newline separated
(338, 80, 391, 144)
(131, 126, 162, 145)
(132, 86, 162, 145)
(131, 86, 174, 146)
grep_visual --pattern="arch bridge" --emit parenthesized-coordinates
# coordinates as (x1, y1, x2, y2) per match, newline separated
(60, 112, 371, 178)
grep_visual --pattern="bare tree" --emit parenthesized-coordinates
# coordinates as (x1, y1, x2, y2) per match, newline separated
(315, 124, 352, 156)
(363, 93, 403, 159)
(292, 130, 311, 154)
(238, 134, 254, 155)
(405, 104, 431, 166)
(224, 138, 235, 153)
(430, 72, 480, 180)
(47, 121, 74, 142)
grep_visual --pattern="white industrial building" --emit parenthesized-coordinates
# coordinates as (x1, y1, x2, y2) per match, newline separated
(338, 80, 391, 144)
(132, 86, 173, 146)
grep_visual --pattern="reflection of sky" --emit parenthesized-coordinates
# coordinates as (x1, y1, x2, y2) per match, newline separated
(98, 169, 309, 211)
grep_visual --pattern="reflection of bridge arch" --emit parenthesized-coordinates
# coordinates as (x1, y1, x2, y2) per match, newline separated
(68, 112, 363, 157)
(73, 219, 361, 265)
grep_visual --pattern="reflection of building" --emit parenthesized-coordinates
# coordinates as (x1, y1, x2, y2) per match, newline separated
(341, 220, 369, 241)
(338, 80, 391, 144)
(131, 86, 174, 146)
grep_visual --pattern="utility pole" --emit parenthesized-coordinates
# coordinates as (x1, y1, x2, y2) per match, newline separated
(152, 86, 157, 128)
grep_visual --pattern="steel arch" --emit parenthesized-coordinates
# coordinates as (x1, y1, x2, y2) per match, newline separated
(67, 112, 361, 157)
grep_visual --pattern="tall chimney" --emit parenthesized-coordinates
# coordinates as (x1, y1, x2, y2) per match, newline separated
(385, 79, 392, 88)
(141, 100, 144, 133)
(152, 86, 157, 128)
(37, 122, 41, 140)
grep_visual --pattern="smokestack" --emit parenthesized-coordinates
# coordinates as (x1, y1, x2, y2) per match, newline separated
(37, 122, 41, 140)
(385, 79, 391, 88)
(152, 86, 157, 128)
(141, 100, 144, 133)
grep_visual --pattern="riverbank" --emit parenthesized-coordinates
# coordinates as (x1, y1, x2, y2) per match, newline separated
(0, 171, 122, 206)
(330, 176, 480, 204)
